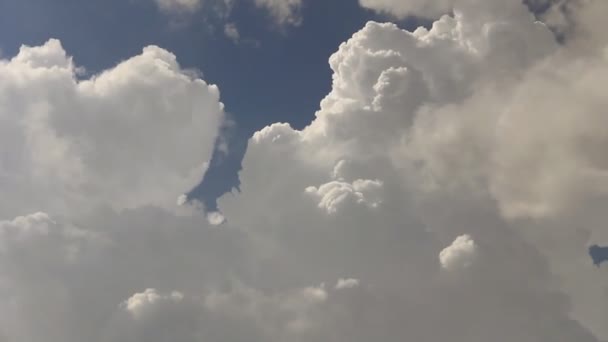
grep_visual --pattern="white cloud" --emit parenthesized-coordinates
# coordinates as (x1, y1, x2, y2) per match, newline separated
(176, 194, 189, 206)
(1, 1, 608, 341)
(358, 0, 536, 19)
(0, 40, 229, 341)
(0, 39, 223, 216)
(217, 1, 607, 340)
(359, 0, 453, 18)
(439, 235, 477, 270)
(207, 211, 226, 225)
(305, 178, 384, 214)
(123, 288, 185, 319)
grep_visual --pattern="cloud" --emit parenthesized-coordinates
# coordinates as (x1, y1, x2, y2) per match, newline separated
(1, 1, 608, 341)
(305, 179, 383, 214)
(0, 207, 254, 342)
(0, 40, 231, 341)
(358, 0, 548, 19)
(439, 234, 477, 270)
(155, 0, 202, 14)
(207, 211, 226, 225)
(0, 39, 223, 216)
(123, 289, 186, 319)
(217, 1, 607, 340)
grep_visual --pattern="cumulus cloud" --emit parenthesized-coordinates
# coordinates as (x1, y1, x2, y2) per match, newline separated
(109, 282, 347, 342)
(305, 178, 383, 214)
(253, 0, 303, 27)
(359, 0, 549, 19)
(0, 39, 223, 216)
(335, 278, 360, 289)
(123, 288, 186, 319)
(2, 0, 608, 341)
(217, 0, 608, 340)
(439, 234, 477, 270)
(207, 211, 226, 225)
(0, 39, 232, 342)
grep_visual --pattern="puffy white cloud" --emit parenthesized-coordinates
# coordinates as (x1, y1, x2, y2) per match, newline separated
(439, 234, 477, 270)
(207, 211, 226, 225)
(123, 288, 185, 319)
(305, 179, 383, 214)
(335, 278, 360, 290)
(0, 39, 223, 216)
(0, 39, 230, 342)
(176, 194, 189, 206)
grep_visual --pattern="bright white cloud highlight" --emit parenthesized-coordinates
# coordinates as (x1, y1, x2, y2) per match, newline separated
(207, 211, 226, 225)
(0, 39, 223, 215)
(123, 289, 185, 319)
(439, 235, 477, 270)
(305, 179, 383, 214)
(217, 1, 608, 340)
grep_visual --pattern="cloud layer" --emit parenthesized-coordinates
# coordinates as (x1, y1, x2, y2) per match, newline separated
(1, 0, 608, 341)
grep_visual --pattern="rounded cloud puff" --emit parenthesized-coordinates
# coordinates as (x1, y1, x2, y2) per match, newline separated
(0, 39, 223, 216)
(439, 234, 477, 270)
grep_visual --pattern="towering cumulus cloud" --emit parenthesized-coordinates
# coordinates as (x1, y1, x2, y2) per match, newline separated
(1, 0, 607, 341)
(0, 39, 223, 215)
(219, 0, 608, 340)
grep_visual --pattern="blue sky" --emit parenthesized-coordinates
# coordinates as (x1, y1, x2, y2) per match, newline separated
(0, 0, 426, 209)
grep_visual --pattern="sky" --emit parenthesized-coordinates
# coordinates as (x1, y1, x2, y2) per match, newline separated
(0, 0, 427, 209)
(0, 0, 608, 341)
